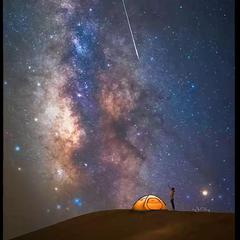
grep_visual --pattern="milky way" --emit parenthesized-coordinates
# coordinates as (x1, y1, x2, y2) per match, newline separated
(4, 0, 234, 239)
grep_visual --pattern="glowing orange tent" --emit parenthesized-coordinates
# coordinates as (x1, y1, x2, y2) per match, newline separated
(132, 194, 168, 211)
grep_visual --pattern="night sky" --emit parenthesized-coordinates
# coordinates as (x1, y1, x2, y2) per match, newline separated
(3, 0, 234, 239)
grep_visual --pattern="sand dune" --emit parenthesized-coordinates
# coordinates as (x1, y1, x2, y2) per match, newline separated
(12, 209, 234, 240)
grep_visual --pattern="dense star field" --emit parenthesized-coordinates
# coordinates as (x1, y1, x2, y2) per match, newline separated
(3, 0, 234, 239)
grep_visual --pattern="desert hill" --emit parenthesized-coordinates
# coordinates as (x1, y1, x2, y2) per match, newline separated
(12, 209, 234, 240)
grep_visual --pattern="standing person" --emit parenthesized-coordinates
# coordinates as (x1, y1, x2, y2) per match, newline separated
(168, 185, 175, 210)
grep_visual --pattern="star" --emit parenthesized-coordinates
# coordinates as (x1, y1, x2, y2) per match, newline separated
(73, 198, 82, 207)
(57, 169, 64, 176)
(202, 190, 209, 196)
(15, 145, 21, 152)
(56, 204, 62, 210)
(84, 82, 88, 89)
(218, 195, 223, 199)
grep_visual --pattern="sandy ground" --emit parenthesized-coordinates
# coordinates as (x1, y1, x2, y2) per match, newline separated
(12, 209, 234, 240)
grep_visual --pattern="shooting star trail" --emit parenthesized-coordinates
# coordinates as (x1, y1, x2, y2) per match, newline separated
(122, 0, 140, 60)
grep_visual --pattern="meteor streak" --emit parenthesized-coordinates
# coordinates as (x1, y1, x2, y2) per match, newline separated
(122, 0, 140, 60)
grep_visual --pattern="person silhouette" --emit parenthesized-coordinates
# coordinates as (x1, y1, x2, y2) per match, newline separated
(168, 185, 175, 210)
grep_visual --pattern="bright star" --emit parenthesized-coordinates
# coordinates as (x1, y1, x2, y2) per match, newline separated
(73, 198, 82, 207)
(56, 204, 61, 210)
(15, 145, 21, 151)
(57, 169, 64, 176)
(202, 190, 208, 196)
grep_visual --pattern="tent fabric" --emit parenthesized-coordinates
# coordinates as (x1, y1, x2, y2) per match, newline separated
(132, 195, 168, 211)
